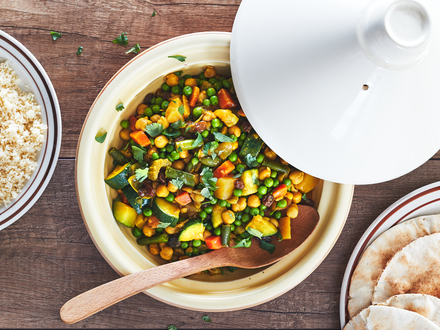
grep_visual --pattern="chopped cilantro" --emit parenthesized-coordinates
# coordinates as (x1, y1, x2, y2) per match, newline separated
(116, 102, 125, 112)
(251, 172, 259, 185)
(178, 104, 185, 116)
(275, 230, 283, 241)
(151, 10, 156, 17)
(260, 241, 276, 254)
(168, 55, 186, 62)
(157, 222, 170, 229)
(95, 131, 107, 143)
(246, 227, 263, 239)
(174, 71, 183, 76)
(192, 132, 203, 148)
(232, 237, 251, 248)
(131, 145, 147, 163)
(126, 43, 141, 54)
(112, 32, 129, 46)
(244, 154, 258, 168)
(302, 193, 308, 201)
(50, 31, 62, 41)
(170, 178, 184, 189)
(200, 187, 213, 200)
(144, 123, 164, 137)
(76, 46, 83, 55)
(200, 167, 218, 191)
(171, 119, 185, 130)
(203, 141, 218, 156)
(135, 167, 149, 182)
(213, 132, 234, 143)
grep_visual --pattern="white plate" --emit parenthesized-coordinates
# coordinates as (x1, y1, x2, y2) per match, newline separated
(340, 181, 440, 327)
(0, 30, 62, 230)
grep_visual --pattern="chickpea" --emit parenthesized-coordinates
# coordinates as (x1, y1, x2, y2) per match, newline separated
(204, 65, 216, 79)
(264, 147, 277, 160)
(193, 193, 205, 203)
(135, 214, 146, 228)
(280, 158, 289, 165)
(150, 114, 161, 123)
(269, 218, 279, 228)
(228, 125, 241, 138)
(203, 111, 216, 122)
(198, 90, 207, 103)
(179, 256, 190, 260)
(289, 170, 305, 185)
(203, 230, 212, 241)
(222, 210, 236, 225)
(149, 244, 160, 255)
(172, 160, 185, 170)
(181, 208, 187, 213)
(174, 248, 184, 257)
(259, 167, 271, 181)
(286, 203, 299, 219)
(248, 195, 261, 208)
(165, 225, 181, 235)
(156, 184, 169, 198)
(120, 148, 132, 159)
(137, 103, 148, 115)
(120, 128, 131, 141)
(159, 242, 167, 249)
(184, 78, 197, 87)
(292, 191, 302, 204)
(135, 117, 149, 131)
(157, 116, 169, 129)
(154, 135, 169, 149)
(234, 225, 245, 235)
(167, 181, 178, 193)
(183, 155, 192, 164)
(143, 225, 156, 237)
(232, 197, 247, 212)
(232, 141, 239, 150)
(220, 126, 228, 135)
(165, 73, 179, 86)
(179, 150, 189, 159)
(160, 245, 174, 261)
(227, 196, 239, 205)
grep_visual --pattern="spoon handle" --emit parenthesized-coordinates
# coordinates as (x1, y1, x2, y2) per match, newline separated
(60, 253, 223, 324)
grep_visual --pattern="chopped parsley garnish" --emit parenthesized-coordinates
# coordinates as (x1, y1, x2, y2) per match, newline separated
(116, 102, 125, 112)
(232, 237, 251, 248)
(76, 46, 83, 55)
(200, 187, 212, 200)
(192, 132, 203, 148)
(112, 32, 129, 46)
(244, 154, 258, 168)
(203, 141, 218, 156)
(251, 172, 259, 185)
(144, 123, 164, 137)
(200, 167, 218, 192)
(168, 55, 186, 62)
(171, 119, 185, 130)
(174, 71, 183, 77)
(131, 145, 147, 163)
(246, 227, 263, 239)
(126, 43, 141, 54)
(151, 10, 156, 17)
(170, 178, 184, 189)
(50, 31, 62, 41)
(135, 167, 149, 182)
(178, 104, 185, 116)
(95, 131, 107, 143)
(157, 222, 171, 229)
(213, 132, 234, 143)
(260, 241, 276, 254)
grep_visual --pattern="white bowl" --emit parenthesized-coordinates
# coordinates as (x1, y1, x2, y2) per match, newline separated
(0, 30, 61, 230)
(76, 32, 354, 311)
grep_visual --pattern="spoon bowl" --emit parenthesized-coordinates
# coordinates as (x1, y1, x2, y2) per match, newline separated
(60, 205, 319, 324)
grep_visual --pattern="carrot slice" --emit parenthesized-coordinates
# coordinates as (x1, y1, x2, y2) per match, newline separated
(272, 184, 288, 200)
(205, 236, 223, 250)
(130, 130, 151, 147)
(189, 86, 200, 107)
(213, 160, 235, 178)
(217, 89, 236, 109)
(175, 191, 191, 205)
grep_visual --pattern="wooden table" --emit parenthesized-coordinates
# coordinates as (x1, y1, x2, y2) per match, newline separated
(1, 1, 440, 328)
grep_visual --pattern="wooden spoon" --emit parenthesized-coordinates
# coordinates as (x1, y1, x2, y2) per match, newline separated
(60, 205, 319, 324)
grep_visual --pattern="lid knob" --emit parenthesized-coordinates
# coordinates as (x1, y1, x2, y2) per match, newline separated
(358, 0, 431, 70)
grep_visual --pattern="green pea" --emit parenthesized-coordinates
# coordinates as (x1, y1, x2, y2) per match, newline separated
(183, 74, 192, 80)
(120, 120, 129, 128)
(199, 210, 207, 220)
(213, 82, 221, 91)
(210, 95, 219, 106)
(143, 207, 152, 217)
(150, 138, 155, 146)
(156, 227, 164, 233)
(244, 206, 251, 214)
(240, 133, 247, 140)
(245, 240, 252, 248)
(259, 210, 265, 217)
(242, 214, 251, 222)
(204, 206, 213, 213)
(260, 205, 267, 211)
(225, 202, 231, 208)
(203, 99, 211, 107)
(230, 224, 235, 231)
(208, 78, 218, 84)
(218, 200, 227, 207)
(199, 79, 207, 86)
(166, 144, 174, 152)
(210, 128, 218, 133)
(159, 152, 166, 159)
(210, 197, 218, 205)
(273, 178, 280, 187)
(277, 199, 287, 208)
(214, 227, 222, 236)
(144, 107, 153, 117)
(181, 242, 189, 249)
(222, 80, 231, 88)
(159, 147, 167, 153)
(257, 154, 265, 163)
(274, 211, 282, 220)
(233, 189, 243, 197)
(211, 118, 221, 128)
(218, 76, 226, 82)
(196, 78, 201, 86)
(236, 164, 246, 173)
(250, 208, 259, 216)
(174, 71, 183, 77)
(199, 73, 206, 79)
(206, 223, 213, 231)
(185, 251, 192, 257)
(165, 193, 175, 202)
(192, 248, 199, 256)
(238, 139, 244, 147)
(167, 155, 174, 162)
(183, 86, 193, 96)
(162, 83, 171, 92)
(132, 227, 143, 238)
(151, 152, 160, 160)
(193, 240, 202, 247)
(283, 178, 292, 187)
(207, 88, 216, 98)
(271, 170, 278, 178)
(161, 100, 169, 109)
(151, 97, 156, 105)
(234, 220, 242, 226)
(171, 151, 180, 160)
(229, 135, 237, 142)
(193, 106, 204, 119)
(178, 79, 185, 89)
(258, 186, 268, 195)
(256, 193, 263, 199)
(151, 105, 161, 113)
(228, 152, 238, 162)
(202, 130, 209, 138)
(191, 157, 199, 166)
(155, 97, 163, 106)
(171, 86, 180, 95)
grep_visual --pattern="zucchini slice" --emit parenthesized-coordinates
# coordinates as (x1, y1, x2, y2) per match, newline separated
(179, 218, 205, 241)
(152, 197, 180, 227)
(121, 184, 148, 215)
(104, 163, 130, 190)
(165, 167, 198, 187)
(239, 134, 264, 166)
(112, 200, 137, 228)
(108, 147, 128, 165)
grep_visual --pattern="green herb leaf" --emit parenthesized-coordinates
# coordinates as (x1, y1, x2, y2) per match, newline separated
(232, 237, 251, 248)
(174, 71, 183, 77)
(178, 104, 185, 116)
(227, 266, 238, 272)
(202, 315, 212, 323)
(157, 222, 171, 229)
(122, 142, 130, 151)
(76, 46, 83, 55)
(116, 102, 125, 112)
(168, 55, 186, 62)
(275, 230, 283, 241)
(131, 145, 147, 163)
(260, 241, 276, 254)
(210, 152, 218, 160)
(246, 227, 263, 239)
(302, 193, 308, 201)
(113, 32, 129, 46)
(95, 131, 107, 143)
(213, 132, 234, 143)
(171, 119, 185, 130)
(232, 173, 242, 178)
(135, 167, 149, 182)
(126, 43, 141, 54)
(50, 31, 62, 41)
(170, 178, 184, 189)
(192, 132, 203, 148)
(167, 325, 177, 330)
(251, 172, 259, 185)
(200, 167, 218, 191)
(177, 146, 182, 152)
(200, 187, 213, 200)
(203, 141, 218, 156)
(145, 123, 164, 137)
(151, 10, 156, 17)
(244, 154, 258, 168)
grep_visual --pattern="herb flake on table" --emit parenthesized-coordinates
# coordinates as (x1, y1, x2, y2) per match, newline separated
(95, 131, 107, 143)
(202, 315, 212, 323)
(76, 46, 83, 55)
(116, 102, 125, 112)
(126, 43, 141, 54)
(168, 55, 186, 62)
(112, 32, 129, 46)
(167, 325, 177, 330)
(50, 31, 62, 41)
(151, 10, 156, 17)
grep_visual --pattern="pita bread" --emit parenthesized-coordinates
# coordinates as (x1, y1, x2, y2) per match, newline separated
(343, 305, 440, 330)
(373, 233, 440, 304)
(348, 214, 440, 317)
(380, 294, 440, 326)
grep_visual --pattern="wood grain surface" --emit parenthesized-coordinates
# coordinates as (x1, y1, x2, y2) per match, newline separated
(1, 1, 440, 329)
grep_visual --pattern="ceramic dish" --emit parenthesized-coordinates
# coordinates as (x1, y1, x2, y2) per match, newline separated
(76, 32, 354, 311)
(0, 30, 61, 231)
(340, 181, 440, 327)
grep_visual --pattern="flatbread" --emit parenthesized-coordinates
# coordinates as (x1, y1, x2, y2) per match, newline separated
(373, 233, 440, 304)
(343, 305, 440, 330)
(348, 214, 440, 317)
(380, 294, 440, 327)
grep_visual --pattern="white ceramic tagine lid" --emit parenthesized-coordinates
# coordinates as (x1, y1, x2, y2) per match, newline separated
(230, 0, 440, 184)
